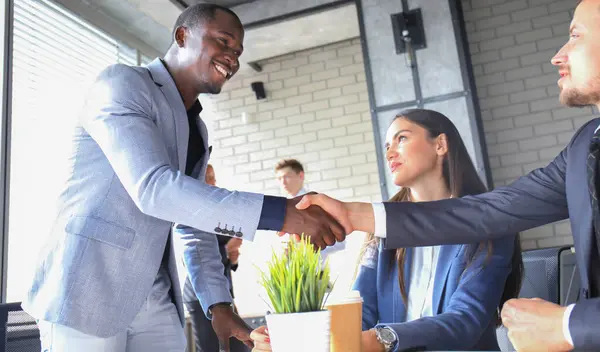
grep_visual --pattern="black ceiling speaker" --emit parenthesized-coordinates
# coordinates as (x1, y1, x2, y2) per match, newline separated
(251, 82, 266, 100)
(391, 8, 427, 55)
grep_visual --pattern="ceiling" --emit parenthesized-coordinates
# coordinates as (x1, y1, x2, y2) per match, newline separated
(67, 0, 359, 72)
(239, 4, 359, 72)
(177, 0, 257, 7)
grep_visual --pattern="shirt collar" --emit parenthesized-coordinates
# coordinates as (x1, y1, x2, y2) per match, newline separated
(188, 99, 203, 116)
(289, 187, 307, 198)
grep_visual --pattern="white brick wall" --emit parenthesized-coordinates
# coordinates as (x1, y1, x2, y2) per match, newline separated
(202, 38, 380, 202)
(199, 39, 379, 316)
(462, 0, 590, 249)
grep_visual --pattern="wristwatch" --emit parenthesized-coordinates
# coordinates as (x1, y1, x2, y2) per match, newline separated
(375, 326, 397, 352)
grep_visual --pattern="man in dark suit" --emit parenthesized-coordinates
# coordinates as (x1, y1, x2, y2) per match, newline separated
(296, 1, 600, 351)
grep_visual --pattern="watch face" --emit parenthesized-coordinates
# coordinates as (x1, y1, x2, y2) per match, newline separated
(379, 328, 396, 343)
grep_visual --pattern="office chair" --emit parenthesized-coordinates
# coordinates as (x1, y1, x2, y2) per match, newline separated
(496, 246, 577, 352)
(0, 302, 40, 352)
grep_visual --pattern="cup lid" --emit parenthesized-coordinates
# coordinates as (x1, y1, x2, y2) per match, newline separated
(325, 290, 363, 306)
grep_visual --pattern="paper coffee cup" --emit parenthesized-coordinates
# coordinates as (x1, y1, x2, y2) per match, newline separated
(325, 291, 363, 352)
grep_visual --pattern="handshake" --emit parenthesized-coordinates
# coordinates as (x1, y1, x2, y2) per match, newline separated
(280, 193, 373, 248)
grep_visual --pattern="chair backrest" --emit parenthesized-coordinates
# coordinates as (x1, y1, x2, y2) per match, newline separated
(0, 302, 40, 352)
(496, 246, 573, 352)
(559, 247, 580, 306)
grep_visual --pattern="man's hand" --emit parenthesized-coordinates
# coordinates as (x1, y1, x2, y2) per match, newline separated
(281, 194, 347, 249)
(211, 304, 254, 351)
(501, 298, 573, 352)
(361, 329, 386, 352)
(225, 238, 242, 265)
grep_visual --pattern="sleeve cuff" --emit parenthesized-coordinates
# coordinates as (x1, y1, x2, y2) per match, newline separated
(257, 195, 287, 231)
(372, 203, 387, 238)
(563, 303, 575, 348)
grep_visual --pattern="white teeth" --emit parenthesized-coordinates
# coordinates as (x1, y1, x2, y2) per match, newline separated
(215, 64, 229, 78)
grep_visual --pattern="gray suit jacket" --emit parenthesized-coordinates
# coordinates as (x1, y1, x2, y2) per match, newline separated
(382, 118, 600, 350)
(23, 59, 264, 338)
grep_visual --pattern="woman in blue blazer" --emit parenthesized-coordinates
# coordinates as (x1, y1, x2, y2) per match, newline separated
(354, 109, 523, 352)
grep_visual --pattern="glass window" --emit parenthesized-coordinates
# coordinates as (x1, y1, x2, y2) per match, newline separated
(7, 0, 139, 302)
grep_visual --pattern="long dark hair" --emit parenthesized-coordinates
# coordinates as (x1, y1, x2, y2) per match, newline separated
(366, 109, 523, 325)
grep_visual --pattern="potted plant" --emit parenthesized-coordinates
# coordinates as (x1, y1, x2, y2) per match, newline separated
(259, 235, 332, 352)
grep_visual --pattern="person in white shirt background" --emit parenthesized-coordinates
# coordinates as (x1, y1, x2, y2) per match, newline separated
(274, 159, 346, 272)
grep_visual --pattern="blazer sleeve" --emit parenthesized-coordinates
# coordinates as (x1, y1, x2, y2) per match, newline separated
(569, 297, 600, 350)
(176, 226, 233, 317)
(80, 64, 265, 241)
(380, 236, 515, 351)
(352, 242, 379, 330)
(382, 132, 576, 248)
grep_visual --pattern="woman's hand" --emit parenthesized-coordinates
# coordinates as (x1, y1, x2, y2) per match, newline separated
(362, 329, 386, 352)
(250, 325, 272, 352)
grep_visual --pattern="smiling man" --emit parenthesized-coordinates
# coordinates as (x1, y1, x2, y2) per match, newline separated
(22, 4, 346, 352)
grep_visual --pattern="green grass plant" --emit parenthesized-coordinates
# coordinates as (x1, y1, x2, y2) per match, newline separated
(259, 235, 331, 314)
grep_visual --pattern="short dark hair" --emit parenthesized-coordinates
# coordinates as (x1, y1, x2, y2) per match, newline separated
(172, 4, 241, 39)
(275, 159, 304, 174)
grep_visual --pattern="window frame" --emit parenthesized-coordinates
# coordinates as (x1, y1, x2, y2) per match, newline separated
(0, 0, 14, 304)
(0, 0, 155, 303)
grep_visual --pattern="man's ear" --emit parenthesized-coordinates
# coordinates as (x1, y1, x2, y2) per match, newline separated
(299, 171, 305, 182)
(174, 26, 187, 48)
(436, 133, 449, 157)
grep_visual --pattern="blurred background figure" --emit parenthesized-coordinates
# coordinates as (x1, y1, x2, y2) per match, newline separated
(183, 164, 247, 352)
(274, 159, 346, 273)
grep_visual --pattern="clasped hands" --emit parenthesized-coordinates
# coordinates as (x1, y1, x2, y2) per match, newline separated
(281, 192, 371, 249)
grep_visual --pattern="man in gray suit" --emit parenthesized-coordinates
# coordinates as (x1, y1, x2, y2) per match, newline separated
(297, 1, 600, 351)
(23, 4, 345, 352)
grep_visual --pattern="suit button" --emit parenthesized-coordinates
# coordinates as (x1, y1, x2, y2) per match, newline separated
(214, 222, 222, 233)
(235, 228, 243, 237)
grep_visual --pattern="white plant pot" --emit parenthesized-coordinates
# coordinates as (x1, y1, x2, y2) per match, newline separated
(265, 310, 331, 352)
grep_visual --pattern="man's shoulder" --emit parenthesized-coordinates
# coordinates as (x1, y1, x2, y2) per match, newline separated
(565, 117, 600, 152)
(96, 63, 152, 88)
(576, 117, 600, 138)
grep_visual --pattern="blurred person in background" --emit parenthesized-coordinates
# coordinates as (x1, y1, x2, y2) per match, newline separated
(275, 159, 346, 270)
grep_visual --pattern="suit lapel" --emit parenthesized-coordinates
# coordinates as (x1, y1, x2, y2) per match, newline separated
(190, 115, 210, 178)
(432, 245, 461, 313)
(146, 59, 189, 172)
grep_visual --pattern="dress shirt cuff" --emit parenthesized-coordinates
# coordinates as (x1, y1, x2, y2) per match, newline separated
(563, 303, 575, 347)
(257, 195, 287, 231)
(372, 203, 387, 238)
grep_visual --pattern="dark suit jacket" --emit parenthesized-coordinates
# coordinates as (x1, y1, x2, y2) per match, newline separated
(382, 118, 600, 350)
